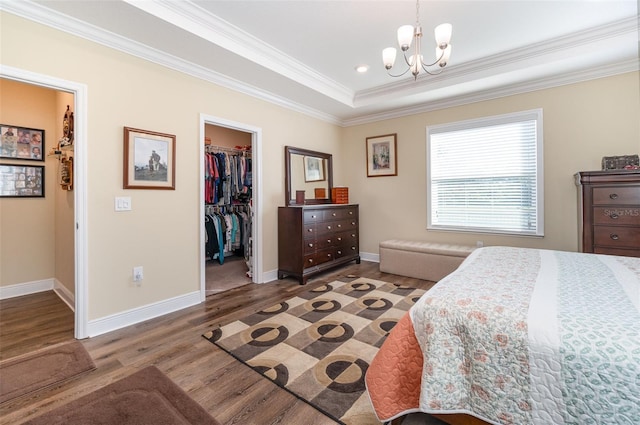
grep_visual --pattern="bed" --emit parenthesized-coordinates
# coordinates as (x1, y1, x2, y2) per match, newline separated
(366, 246, 640, 425)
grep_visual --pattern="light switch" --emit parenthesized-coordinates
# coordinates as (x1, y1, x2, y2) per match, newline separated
(115, 196, 132, 211)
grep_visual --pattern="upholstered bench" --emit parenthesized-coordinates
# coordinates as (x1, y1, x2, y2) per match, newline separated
(379, 240, 476, 282)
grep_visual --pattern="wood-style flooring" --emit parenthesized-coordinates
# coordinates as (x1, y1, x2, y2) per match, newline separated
(0, 261, 437, 425)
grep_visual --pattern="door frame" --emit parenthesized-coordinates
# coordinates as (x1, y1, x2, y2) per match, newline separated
(199, 114, 263, 298)
(1, 65, 89, 338)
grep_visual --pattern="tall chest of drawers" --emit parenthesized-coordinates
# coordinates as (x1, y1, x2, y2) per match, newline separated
(278, 204, 360, 284)
(576, 170, 640, 257)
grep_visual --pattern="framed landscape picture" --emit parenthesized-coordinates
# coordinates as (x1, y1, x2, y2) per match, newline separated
(1, 124, 45, 161)
(123, 127, 176, 190)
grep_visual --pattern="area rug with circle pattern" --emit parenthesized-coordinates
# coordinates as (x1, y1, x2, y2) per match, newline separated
(202, 277, 426, 425)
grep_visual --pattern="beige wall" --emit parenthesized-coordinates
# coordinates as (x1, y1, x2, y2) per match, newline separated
(342, 72, 640, 254)
(0, 79, 57, 286)
(0, 80, 76, 294)
(1, 12, 342, 320)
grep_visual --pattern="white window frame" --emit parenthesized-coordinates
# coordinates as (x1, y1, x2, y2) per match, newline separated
(426, 109, 544, 236)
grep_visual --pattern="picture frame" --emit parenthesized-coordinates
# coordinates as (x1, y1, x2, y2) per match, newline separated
(123, 127, 176, 190)
(1, 124, 45, 161)
(0, 163, 45, 197)
(366, 133, 397, 177)
(304, 155, 326, 182)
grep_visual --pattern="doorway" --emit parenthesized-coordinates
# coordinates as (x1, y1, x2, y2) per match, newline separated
(1, 65, 88, 339)
(199, 114, 263, 299)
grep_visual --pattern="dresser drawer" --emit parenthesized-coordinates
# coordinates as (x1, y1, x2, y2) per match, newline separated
(303, 209, 322, 223)
(592, 207, 640, 225)
(593, 225, 640, 248)
(592, 187, 640, 205)
(322, 207, 358, 221)
(315, 218, 358, 235)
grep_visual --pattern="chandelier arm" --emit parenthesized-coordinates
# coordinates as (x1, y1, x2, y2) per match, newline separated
(386, 67, 414, 78)
(419, 66, 445, 76)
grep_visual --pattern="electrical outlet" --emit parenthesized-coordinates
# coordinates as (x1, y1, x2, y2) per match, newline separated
(133, 266, 143, 282)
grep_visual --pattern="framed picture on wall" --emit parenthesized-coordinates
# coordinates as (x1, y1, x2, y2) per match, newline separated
(366, 133, 397, 177)
(0, 163, 45, 197)
(0, 124, 45, 161)
(123, 126, 176, 190)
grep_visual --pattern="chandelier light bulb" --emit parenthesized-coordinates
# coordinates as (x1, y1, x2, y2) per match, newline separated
(397, 25, 414, 51)
(434, 23, 452, 49)
(383, 47, 397, 69)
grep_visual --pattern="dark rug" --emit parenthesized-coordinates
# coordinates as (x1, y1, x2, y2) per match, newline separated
(203, 277, 426, 425)
(0, 340, 96, 404)
(22, 366, 221, 425)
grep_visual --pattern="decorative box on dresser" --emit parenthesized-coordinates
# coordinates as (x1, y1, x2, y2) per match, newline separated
(278, 204, 360, 284)
(576, 170, 640, 257)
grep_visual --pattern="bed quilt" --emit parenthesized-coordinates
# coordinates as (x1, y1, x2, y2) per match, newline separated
(366, 246, 640, 425)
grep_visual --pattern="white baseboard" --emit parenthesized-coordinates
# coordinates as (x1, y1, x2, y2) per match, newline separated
(0, 278, 55, 299)
(360, 251, 379, 263)
(86, 291, 202, 337)
(54, 279, 75, 311)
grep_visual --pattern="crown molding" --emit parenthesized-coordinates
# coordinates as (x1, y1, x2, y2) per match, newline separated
(0, 0, 343, 125)
(355, 16, 639, 106)
(123, 0, 355, 107)
(343, 59, 639, 127)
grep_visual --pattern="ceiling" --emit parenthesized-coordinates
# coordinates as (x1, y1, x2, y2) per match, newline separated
(3, 0, 639, 125)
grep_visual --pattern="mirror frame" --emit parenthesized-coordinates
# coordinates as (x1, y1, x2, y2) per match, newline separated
(285, 146, 333, 206)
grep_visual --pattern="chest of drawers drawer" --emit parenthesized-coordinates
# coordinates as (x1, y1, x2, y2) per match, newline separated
(592, 207, 640, 225)
(593, 226, 640, 248)
(592, 187, 640, 205)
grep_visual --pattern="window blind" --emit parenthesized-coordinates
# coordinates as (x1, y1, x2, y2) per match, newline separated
(427, 109, 543, 236)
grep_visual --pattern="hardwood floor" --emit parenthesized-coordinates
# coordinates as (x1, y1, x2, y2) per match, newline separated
(0, 261, 436, 425)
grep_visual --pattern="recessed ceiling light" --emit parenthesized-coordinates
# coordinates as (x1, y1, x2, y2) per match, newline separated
(355, 64, 369, 73)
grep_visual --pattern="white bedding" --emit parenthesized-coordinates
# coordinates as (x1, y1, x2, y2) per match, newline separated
(409, 246, 640, 425)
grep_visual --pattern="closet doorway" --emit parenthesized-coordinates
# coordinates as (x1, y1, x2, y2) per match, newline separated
(200, 114, 262, 297)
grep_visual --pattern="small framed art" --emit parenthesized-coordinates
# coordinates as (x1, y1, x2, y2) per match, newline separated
(0, 163, 45, 197)
(366, 133, 397, 177)
(123, 127, 176, 190)
(304, 155, 326, 182)
(1, 125, 45, 161)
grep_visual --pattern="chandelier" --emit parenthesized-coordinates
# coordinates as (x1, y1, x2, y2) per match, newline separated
(382, 0, 452, 80)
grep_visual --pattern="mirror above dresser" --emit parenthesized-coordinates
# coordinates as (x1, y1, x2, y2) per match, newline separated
(284, 146, 333, 206)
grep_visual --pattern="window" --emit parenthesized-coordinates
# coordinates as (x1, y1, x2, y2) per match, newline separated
(427, 109, 543, 236)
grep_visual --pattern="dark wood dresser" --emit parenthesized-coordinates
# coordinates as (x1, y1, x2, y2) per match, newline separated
(576, 170, 640, 257)
(278, 204, 360, 284)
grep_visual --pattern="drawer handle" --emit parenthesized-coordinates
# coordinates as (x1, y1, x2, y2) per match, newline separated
(311, 215, 316, 218)
(337, 237, 342, 241)
(337, 224, 342, 228)
(351, 234, 356, 237)
(610, 233, 619, 240)
(327, 253, 332, 257)
(307, 228, 313, 232)
(351, 221, 356, 225)
(308, 243, 313, 247)
(337, 250, 342, 255)
(351, 246, 356, 250)
(332, 213, 337, 217)
(308, 259, 313, 263)
(327, 239, 331, 243)
(609, 193, 618, 200)
(610, 213, 619, 219)
(327, 225, 332, 230)
(349, 211, 353, 215)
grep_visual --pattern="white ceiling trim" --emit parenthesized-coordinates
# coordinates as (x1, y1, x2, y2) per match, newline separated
(343, 58, 639, 127)
(355, 16, 638, 106)
(0, 0, 343, 125)
(123, 0, 355, 107)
